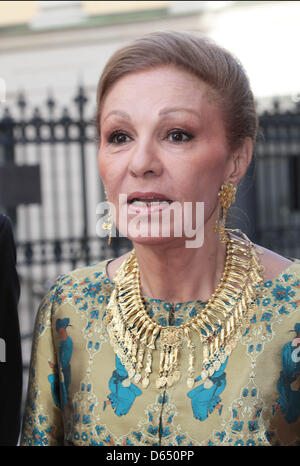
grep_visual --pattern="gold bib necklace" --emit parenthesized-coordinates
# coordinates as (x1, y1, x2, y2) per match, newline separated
(105, 229, 265, 390)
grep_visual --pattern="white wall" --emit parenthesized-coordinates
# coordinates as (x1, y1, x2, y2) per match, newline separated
(205, 1, 300, 101)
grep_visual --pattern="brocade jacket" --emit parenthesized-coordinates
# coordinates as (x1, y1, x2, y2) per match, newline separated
(21, 254, 300, 446)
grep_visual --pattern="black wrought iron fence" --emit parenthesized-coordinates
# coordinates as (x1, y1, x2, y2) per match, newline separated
(254, 99, 300, 259)
(0, 90, 299, 394)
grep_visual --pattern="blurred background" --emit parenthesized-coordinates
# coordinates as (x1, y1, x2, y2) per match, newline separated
(0, 0, 300, 414)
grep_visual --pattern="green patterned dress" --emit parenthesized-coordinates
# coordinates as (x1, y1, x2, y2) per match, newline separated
(21, 255, 300, 446)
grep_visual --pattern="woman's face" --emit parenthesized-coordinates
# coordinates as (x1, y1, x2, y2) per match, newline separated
(98, 65, 236, 246)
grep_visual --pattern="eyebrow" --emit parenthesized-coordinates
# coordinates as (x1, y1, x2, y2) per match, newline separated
(103, 110, 131, 122)
(158, 107, 201, 119)
(103, 107, 201, 123)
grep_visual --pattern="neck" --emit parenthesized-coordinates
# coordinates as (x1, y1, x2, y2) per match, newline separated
(133, 227, 227, 304)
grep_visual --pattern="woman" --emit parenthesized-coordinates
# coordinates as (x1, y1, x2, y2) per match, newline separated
(21, 31, 300, 446)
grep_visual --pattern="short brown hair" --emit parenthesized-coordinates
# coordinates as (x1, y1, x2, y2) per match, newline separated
(96, 30, 257, 152)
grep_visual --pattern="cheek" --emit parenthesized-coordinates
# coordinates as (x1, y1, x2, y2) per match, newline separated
(97, 149, 127, 202)
(97, 148, 105, 179)
(97, 149, 116, 193)
(167, 151, 226, 201)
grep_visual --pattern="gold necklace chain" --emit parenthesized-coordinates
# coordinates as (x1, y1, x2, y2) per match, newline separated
(105, 229, 265, 390)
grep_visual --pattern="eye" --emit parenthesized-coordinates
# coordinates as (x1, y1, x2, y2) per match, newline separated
(108, 130, 132, 145)
(166, 129, 193, 143)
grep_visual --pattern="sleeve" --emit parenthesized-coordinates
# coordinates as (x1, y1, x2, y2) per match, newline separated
(0, 215, 22, 446)
(20, 281, 64, 446)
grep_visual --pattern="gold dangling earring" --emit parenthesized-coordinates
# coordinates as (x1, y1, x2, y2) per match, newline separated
(102, 190, 112, 246)
(103, 215, 112, 246)
(214, 182, 236, 243)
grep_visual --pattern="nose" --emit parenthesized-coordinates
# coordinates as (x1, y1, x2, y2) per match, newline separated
(128, 138, 163, 178)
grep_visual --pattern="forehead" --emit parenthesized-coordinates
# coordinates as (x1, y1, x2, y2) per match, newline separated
(100, 66, 219, 119)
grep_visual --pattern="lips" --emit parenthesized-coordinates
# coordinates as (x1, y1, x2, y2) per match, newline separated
(127, 192, 173, 205)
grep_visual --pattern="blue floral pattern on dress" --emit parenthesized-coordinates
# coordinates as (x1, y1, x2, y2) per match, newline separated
(48, 318, 73, 409)
(276, 323, 300, 423)
(272, 285, 295, 302)
(187, 358, 228, 421)
(104, 355, 142, 416)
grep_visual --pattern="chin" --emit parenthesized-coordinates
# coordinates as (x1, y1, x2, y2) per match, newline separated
(124, 232, 188, 248)
(129, 235, 171, 245)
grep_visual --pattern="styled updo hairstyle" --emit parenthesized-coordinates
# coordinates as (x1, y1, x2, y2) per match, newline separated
(96, 30, 257, 153)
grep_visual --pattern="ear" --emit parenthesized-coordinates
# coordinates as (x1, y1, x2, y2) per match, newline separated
(226, 138, 253, 186)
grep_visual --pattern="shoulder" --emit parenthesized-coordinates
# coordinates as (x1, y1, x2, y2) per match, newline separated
(0, 215, 17, 272)
(55, 257, 117, 297)
(106, 250, 132, 281)
(0, 213, 9, 229)
(39, 257, 116, 315)
(61, 257, 112, 283)
(253, 243, 300, 327)
(0, 214, 13, 241)
(253, 242, 297, 281)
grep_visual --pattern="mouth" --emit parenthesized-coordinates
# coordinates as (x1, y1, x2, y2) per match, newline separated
(127, 192, 173, 206)
(129, 199, 172, 207)
(126, 192, 173, 214)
